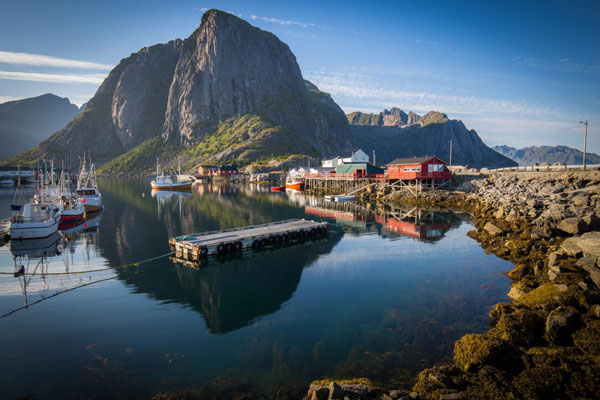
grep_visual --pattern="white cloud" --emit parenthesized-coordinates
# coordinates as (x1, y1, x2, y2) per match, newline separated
(0, 71, 106, 84)
(306, 73, 555, 118)
(0, 95, 23, 104)
(249, 14, 314, 28)
(0, 50, 113, 70)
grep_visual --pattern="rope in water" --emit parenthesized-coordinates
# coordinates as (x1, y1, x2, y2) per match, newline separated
(0, 252, 174, 276)
(0, 266, 165, 319)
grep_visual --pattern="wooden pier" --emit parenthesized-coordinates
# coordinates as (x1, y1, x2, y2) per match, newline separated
(169, 218, 329, 261)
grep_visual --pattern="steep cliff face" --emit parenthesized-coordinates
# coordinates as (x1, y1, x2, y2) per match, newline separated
(349, 108, 517, 169)
(163, 10, 306, 144)
(4, 9, 351, 169)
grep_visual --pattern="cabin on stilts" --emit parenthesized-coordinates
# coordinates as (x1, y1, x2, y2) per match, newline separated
(385, 156, 452, 193)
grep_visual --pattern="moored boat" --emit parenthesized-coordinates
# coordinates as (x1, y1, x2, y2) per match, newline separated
(285, 176, 304, 191)
(151, 159, 194, 191)
(9, 203, 61, 240)
(76, 156, 103, 212)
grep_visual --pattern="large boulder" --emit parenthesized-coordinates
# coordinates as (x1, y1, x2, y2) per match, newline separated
(556, 217, 589, 235)
(545, 307, 576, 345)
(453, 333, 520, 372)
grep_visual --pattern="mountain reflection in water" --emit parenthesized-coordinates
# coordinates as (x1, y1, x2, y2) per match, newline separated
(0, 178, 513, 399)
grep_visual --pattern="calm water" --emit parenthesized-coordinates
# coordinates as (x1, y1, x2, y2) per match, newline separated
(0, 179, 512, 399)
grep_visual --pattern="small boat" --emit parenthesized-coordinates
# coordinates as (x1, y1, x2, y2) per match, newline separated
(151, 159, 194, 191)
(9, 203, 61, 239)
(270, 186, 285, 192)
(76, 156, 103, 212)
(285, 176, 304, 191)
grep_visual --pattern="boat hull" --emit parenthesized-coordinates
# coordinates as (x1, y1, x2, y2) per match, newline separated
(60, 209, 85, 222)
(10, 217, 60, 240)
(285, 182, 304, 191)
(151, 181, 193, 191)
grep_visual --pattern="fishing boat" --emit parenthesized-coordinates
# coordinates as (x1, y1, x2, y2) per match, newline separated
(9, 203, 61, 239)
(37, 168, 85, 223)
(285, 176, 304, 191)
(151, 159, 194, 191)
(270, 186, 285, 192)
(76, 157, 103, 212)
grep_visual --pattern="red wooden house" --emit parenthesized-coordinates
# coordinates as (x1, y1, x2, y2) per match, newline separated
(386, 156, 452, 181)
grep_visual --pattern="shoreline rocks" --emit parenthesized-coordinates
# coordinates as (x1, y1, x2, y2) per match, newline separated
(306, 171, 600, 400)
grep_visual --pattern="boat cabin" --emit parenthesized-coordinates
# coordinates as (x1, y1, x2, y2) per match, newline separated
(386, 156, 452, 180)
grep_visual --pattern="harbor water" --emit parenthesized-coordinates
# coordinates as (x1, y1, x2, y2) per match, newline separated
(0, 178, 513, 399)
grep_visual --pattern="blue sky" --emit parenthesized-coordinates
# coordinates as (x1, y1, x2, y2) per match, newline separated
(1, 0, 599, 153)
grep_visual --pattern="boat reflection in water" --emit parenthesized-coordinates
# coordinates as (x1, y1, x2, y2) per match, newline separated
(8, 211, 103, 308)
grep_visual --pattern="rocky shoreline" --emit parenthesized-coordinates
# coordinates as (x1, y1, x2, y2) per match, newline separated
(306, 171, 600, 400)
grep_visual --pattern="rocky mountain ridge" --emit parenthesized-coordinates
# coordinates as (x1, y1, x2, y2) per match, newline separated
(493, 145, 600, 166)
(348, 108, 516, 169)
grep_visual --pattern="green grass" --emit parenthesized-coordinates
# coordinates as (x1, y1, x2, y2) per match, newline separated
(98, 136, 182, 174)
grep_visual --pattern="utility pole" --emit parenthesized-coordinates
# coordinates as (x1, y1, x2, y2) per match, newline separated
(449, 139, 453, 166)
(373, 150, 376, 166)
(580, 120, 588, 171)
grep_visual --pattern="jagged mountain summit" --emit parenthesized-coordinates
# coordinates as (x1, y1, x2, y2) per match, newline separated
(347, 107, 446, 128)
(4, 9, 351, 170)
(493, 145, 600, 166)
(348, 108, 517, 169)
(0, 94, 81, 159)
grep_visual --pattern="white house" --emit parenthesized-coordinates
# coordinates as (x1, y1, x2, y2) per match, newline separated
(322, 149, 370, 167)
(321, 157, 340, 168)
(341, 149, 370, 164)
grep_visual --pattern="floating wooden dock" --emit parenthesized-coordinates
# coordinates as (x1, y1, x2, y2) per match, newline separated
(169, 218, 329, 261)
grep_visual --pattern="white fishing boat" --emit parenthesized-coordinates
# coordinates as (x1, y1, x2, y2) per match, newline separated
(151, 159, 193, 191)
(76, 156, 103, 212)
(9, 203, 61, 239)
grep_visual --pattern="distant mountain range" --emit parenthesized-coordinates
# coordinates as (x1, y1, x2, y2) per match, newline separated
(493, 145, 600, 166)
(347, 107, 517, 169)
(0, 94, 81, 160)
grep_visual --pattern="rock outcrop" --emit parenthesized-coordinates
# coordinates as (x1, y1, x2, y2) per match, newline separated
(5, 9, 351, 168)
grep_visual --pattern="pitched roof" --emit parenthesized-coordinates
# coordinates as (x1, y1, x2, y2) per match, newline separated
(341, 149, 366, 158)
(386, 156, 447, 165)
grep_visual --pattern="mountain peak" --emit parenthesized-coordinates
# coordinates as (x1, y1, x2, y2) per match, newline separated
(3, 10, 351, 169)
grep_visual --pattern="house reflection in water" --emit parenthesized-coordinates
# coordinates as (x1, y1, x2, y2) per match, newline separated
(381, 208, 451, 241)
(304, 197, 455, 242)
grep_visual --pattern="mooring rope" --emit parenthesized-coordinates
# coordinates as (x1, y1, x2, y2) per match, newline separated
(0, 252, 174, 276)
(0, 266, 165, 319)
